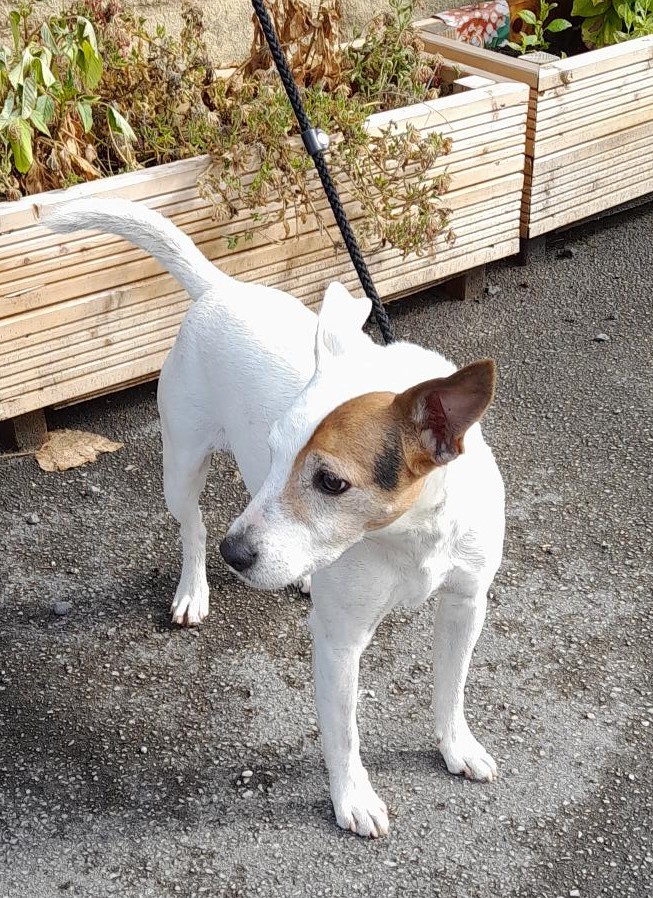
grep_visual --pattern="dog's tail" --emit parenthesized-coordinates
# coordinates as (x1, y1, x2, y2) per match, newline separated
(43, 197, 227, 301)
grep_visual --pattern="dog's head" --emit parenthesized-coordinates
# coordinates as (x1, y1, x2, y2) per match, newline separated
(220, 283, 496, 589)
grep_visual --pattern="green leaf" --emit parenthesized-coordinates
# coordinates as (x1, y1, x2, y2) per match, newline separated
(77, 17, 99, 54)
(9, 117, 33, 172)
(36, 93, 55, 124)
(40, 22, 58, 54)
(29, 108, 51, 136)
(520, 9, 539, 24)
(9, 10, 21, 51)
(32, 50, 57, 88)
(547, 17, 573, 30)
(21, 76, 37, 118)
(76, 100, 93, 133)
(0, 94, 15, 129)
(581, 14, 605, 45)
(80, 40, 103, 90)
(572, 0, 610, 14)
(9, 60, 23, 89)
(600, 5, 626, 42)
(107, 105, 136, 142)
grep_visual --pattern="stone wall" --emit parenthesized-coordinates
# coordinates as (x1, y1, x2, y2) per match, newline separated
(0, 1, 452, 64)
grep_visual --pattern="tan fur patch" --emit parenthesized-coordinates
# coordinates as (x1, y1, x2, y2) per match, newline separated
(284, 392, 428, 530)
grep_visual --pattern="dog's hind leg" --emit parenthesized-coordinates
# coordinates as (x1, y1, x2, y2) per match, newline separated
(432, 566, 498, 782)
(162, 425, 213, 627)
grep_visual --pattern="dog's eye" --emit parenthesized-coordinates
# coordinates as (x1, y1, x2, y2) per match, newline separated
(314, 470, 351, 496)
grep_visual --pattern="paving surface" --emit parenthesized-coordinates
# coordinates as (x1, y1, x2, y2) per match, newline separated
(1, 203, 652, 898)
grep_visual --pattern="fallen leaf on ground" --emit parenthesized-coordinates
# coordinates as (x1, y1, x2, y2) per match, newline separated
(35, 429, 123, 472)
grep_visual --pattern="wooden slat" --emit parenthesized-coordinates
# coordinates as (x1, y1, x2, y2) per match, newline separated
(0, 351, 172, 420)
(529, 84, 653, 140)
(529, 101, 653, 160)
(0, 277, 182, 344)
(1, 186, 523, 391)
(525, 133, 653, 202)
(2, 300, 189, 383)
(536, 34, 653, 92)
(418, 31, 540, 88)
(526, 178, 653, 239)
(1, 318, 182, 393)
(535, 59, 653, 115)
(0, 155, 213, 235)
(527, 162, 653, 221)
(527, 119, 653, 178)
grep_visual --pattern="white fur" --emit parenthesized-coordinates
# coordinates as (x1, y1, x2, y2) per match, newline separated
(45, 198, 505, 838)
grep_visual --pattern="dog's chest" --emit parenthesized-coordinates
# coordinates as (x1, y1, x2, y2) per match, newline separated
(393, 534, 453, 609)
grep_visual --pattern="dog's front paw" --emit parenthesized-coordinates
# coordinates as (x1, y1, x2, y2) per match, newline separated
(437, 726, 497, 782)
(331, 772, 389, 838)
(171, 582, 209, 627)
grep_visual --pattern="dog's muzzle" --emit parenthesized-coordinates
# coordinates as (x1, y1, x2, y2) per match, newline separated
(219, 531, 258, 574)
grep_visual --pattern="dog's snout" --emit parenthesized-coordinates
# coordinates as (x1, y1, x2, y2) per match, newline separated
(219, 532, 258, 573)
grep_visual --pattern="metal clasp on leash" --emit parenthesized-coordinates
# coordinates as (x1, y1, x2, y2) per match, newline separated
(301, 128, 330, 157)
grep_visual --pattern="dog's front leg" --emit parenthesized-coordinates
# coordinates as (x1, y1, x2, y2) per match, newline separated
(432, 567, 498, 782)
(309, 569, 391, 838)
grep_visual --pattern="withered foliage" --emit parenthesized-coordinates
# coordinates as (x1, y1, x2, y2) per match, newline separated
(245, 0, 344, 88)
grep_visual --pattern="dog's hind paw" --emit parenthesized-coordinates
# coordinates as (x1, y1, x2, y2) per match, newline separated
(437, 727, 497, 782)
(331, 774, 389, 838)
(171, 583, 209, 627)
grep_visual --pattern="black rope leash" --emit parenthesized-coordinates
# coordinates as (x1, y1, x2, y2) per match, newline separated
(250, 0, 395, 345)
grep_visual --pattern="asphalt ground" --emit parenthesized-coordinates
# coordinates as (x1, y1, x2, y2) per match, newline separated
(1, 201, 652, 898)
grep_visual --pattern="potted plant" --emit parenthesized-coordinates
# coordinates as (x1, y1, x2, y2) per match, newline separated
(0, 0, 529, 429)
(419, 1, 653, 251)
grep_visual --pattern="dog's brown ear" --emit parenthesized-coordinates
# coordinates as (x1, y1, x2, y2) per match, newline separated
(396, 359, 496, 475)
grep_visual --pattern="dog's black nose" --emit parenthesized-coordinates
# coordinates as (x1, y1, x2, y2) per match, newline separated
(219, 533, 258, 573)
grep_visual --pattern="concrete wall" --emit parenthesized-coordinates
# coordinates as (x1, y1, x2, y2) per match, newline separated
(1, 1, 452, 64)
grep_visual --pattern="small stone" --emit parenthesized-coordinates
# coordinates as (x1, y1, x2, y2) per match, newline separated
(586, 712, 596, 720)
(52, 601, 72, 617)
(25, 512, 40, 525)
(124, 464, 136, 472)
(569, 890, 580, 897)
(140, 745, 148, 754)
(241, 769, 253, 779)
(89, 485, 101, 494)
(242, 789, 254, 798)
(593, 333, 610, 343)
(485, 285, 501, 297)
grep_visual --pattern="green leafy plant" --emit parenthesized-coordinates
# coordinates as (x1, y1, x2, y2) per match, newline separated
(508, 0, 572, 53)
(0, 0, 135, 195)
(571, 0, 653, 47)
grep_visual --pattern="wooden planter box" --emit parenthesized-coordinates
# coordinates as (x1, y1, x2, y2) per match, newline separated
(0, 65, 529, 421)
(419, 27, 653, 240)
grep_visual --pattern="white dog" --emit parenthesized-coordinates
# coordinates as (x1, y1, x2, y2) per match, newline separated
(46, 198, 505, 838)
